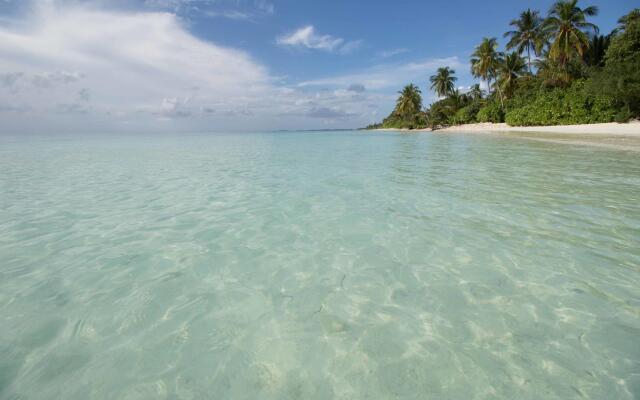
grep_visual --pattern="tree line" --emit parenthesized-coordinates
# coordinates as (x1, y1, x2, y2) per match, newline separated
(368, 1, 639, 130)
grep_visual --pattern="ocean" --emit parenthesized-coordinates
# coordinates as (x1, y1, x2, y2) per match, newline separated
(1, 130, 639, 399)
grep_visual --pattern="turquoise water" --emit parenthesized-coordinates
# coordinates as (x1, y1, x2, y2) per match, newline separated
(1, 131, 639, 399)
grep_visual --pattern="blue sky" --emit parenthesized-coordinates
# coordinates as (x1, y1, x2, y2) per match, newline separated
(0, 0, 636, 132)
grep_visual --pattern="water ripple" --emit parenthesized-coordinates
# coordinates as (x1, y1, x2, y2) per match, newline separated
(0, 131, 639, 399)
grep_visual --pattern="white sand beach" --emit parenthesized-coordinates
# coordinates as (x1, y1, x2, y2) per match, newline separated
(373, 121, 640, 151)
(437, 121, 640, 135)
(375, 121, 640, 135)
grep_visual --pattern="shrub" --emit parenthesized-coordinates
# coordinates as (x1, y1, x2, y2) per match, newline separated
(426, 102, 451, 129)
(505, 77, 544, 111)
(476, 100, 504, 123)
(605, 16, 640, 65)
(451, 102, 482, 125)
(615, 108, 634, 123)
(504, 80, 616, 126)
(589, 18, 640, 119)
(380, 112, 427, 130)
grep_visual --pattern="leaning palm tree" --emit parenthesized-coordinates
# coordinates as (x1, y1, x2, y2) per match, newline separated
(543, 0, 599, 67)
(498, 52, 528, 97)
(504, 9, 545, 73)
(429, 67, 457, 98)
(395, 84, 422, 118)
(470, 38, 503, 96)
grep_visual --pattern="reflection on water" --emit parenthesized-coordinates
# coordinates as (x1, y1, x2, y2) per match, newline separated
(0, 131, 639, 399)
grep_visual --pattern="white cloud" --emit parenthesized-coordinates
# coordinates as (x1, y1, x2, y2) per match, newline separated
(143, 0, 274, 13)
(298, 57, 464, 91)
(201, 0, 275, 21)
(376, 48, 409, 59)
(31, 70, 84, 88)
(0, 4, 379, 131)
(205, 10, 253, 21)
(347, 83, 366, 93)
(0, 3, 277, 130)
(0, 3, 468, 132)
(254, 0, 274, 15)
(276, 25, 361, 54)
(338, 39, 363, 55)
(277, 26, 342, 51)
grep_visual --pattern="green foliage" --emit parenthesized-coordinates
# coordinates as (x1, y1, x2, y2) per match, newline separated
(468, 84, 485, 101)
(498, 52, 528, 97)
(429, 67, 457, 98)
(505, 80, 616, 125)
(471, 38, 503, 92)
(505, 76, 544, 110)
(534, 55, 587, 87)
(544, 0, 599, 66)
(364, 122, 383, 130)
(477, 100, 504, 123)
(613, 8, 640, 35)
(589, 13, 640, 118)
(614, 108, 634, 123)
(425, 92, 481, 128)
(395, 84, 423, 118)
(380, 113, 427, 130)
(451, 102, 482, 125)
(584, 34, 611, 67)
(425, 102, 451, 129)
(366, 5, 639, 130)
(504, 8, 545, 72)
(589, 56, 640, 119)
(376, 83, 427, 129)
(605, 14, 640, 64)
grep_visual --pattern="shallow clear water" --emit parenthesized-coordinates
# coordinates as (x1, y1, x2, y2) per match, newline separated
(1, 131, 639, 399)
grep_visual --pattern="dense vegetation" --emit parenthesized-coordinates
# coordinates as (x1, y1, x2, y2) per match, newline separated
(367, 2, 640, 130)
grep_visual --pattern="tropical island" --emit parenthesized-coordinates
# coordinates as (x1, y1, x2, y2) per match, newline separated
(366, 1, 640, 131)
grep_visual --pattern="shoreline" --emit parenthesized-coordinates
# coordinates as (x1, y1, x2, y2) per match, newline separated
(373, 121, 640, 136)
(372, 121, 640, 151)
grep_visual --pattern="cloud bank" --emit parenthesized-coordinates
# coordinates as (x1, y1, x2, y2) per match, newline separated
(0, 3, 279, 130)
(0, 2, 464, 132)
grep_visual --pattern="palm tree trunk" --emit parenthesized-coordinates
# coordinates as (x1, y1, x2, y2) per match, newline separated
(495, 82, 505, 109)
(527, 46, 532, 74)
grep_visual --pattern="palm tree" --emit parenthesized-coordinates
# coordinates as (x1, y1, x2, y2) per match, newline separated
(543, 0, 599, 67)
(429, 67, 457, 98)
(470, 38, 503, 96)
(498, 52, 528, 97)
(504, 9, 544, 73)
(446, 89, 466, 113)
(468, 84, 485, 101)
(584, 34, 610, 66)
(534, 53, 573, 86)
(395, 84, 422, 118)
(614, 9, 640, 34)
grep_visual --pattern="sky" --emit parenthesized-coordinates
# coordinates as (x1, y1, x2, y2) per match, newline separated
(0, 0, 636, 133)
